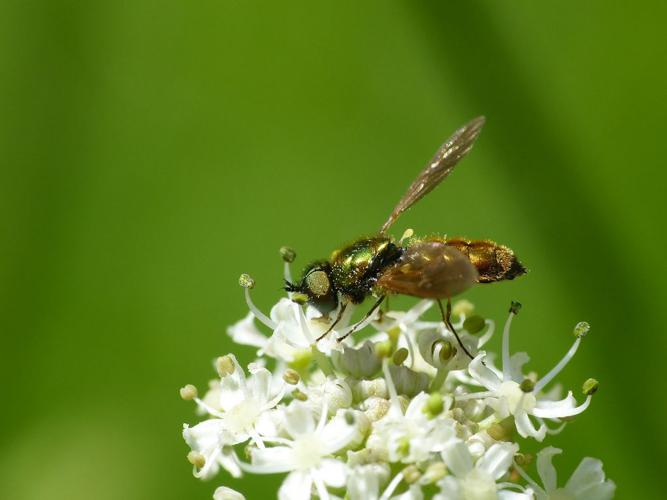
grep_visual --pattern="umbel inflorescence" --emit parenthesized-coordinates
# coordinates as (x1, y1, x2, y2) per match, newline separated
(181, 252, 615, 500)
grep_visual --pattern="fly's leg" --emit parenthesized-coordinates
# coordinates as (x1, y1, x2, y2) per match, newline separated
(315, 302, 347, 342)
(336, 296, 385, 342)
(437, 298, 475, 360)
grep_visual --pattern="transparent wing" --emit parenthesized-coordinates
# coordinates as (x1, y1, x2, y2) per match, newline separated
(380, 116, 485, 233)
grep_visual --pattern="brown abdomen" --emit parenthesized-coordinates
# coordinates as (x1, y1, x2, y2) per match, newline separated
(444, 237, 527, 283)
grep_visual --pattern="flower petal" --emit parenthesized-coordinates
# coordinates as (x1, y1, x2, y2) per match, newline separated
(498, 491, 533, 500)
(514, 410, 547, 441)
(318, 458, 347, 488)
(565, 457, 615, 499)
(250, 446, 294, 473)
(227, 312, 267, 349)
(320, 412, 358, 454)
(477, 442, 519, 480)
(278, 470, 314, 500)
(468, 353, 502, 391)
(348, 463, 390, 500)
(213, 486, 246, 500)
(442, 439, 473, 478)
(533, 395, 591, 419)
(284, 402, 316, 438)
(508, 351, 530, 382)
(536, 446, 561, 493)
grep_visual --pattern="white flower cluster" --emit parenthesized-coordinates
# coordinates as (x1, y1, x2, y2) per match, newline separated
(181, 260, 615, 500)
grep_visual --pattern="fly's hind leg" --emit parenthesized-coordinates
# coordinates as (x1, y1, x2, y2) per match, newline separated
(437, 298, 476, 360)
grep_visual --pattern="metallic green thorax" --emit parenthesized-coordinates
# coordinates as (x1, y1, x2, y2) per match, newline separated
(330, 236, 403, 304)
(285, 235, 404, 314)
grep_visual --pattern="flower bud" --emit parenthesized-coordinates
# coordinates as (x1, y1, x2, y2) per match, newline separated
(374, 340, 392, 359)
(423, 392, 444, 418)
(332, 341, 382, 378)
(423, 462, 447, 483)
(389, 365, 429, 398)
(487, 417, 515, 441)
(509, 301, 522, 315)
(403, 465, 421, 484)
(393, 347, 409, 365)
(463, 315, 486, 334)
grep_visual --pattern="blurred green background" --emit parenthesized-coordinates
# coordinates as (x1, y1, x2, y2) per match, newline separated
(1, 1, 665, 498)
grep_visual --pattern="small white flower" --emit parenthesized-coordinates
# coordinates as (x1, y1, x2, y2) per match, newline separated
(366, 361, 456, 464)
(516, 447, 615, 500)
(245, 402, 359, 500)
(461, 309, 592, 441)
(436, 440, 529, 500)
(182, 355, 285, 478)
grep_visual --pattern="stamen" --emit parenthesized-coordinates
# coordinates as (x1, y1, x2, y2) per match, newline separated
(193, 397, 225, 418)
(502, 303, 521, 380)
(313, 472, 330, 500)
(382, 358, 399, 408)
(534, 337, 581, 393)
(512, 461, 545, 495)
(283, 263, 293, 287)
(400, 329, 416, 369)
(477, 319, 495, 348)
(242, 285, 276, 329)
(297, 305, 314, 344)
(317, 399, 329, 432)
(379, 471, 404, 500)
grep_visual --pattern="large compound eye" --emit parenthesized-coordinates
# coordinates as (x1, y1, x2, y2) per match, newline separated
(305, 270, 331, 297)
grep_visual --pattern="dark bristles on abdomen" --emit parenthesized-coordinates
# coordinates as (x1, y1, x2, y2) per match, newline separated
(442, 237, 527, 284)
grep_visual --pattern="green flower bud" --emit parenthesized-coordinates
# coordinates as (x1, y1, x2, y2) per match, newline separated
(403, 465, 421, 484)
(374, 340, 392, 359)
(463, 315, 486, 334)
(509, 301, 522, 315)
(487, 417, 515, 441)
(423, 392, 444, 419)
(393, 347, 409, 365)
